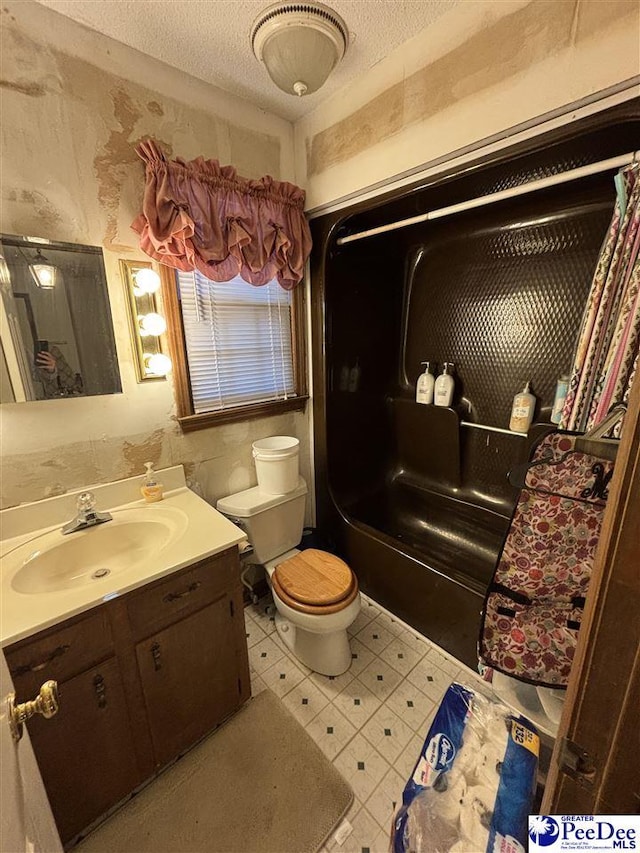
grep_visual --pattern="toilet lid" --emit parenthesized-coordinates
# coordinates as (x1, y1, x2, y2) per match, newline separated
(273, 549, 354, 606)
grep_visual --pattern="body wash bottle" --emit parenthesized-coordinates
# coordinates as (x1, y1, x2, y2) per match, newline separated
(509, 381, 536, 433)
(434, 362, 455, 407)
(416, 361, 435, 404)
(551, 374, 570, 424)
(141, 462, 164, 503)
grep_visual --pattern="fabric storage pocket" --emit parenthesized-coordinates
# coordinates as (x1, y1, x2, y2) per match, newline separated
(480, 587, 583, 687)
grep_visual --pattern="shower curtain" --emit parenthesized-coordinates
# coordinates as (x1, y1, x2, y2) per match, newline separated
(561, 162, 640, 433)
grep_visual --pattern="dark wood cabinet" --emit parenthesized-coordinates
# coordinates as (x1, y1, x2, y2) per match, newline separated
(137, 595, 242, 767)
(27, 658, 141, 842)
(5, 547, 250, 844)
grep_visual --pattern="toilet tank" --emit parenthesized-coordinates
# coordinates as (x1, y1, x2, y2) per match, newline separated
(216, 478, 307, 564)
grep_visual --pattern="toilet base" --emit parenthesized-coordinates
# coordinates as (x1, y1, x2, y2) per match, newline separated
(275, 613, 352, 676)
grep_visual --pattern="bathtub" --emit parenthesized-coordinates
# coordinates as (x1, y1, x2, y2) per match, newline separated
(309, 102, 638, 669)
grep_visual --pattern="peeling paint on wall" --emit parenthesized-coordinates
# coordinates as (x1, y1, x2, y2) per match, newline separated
(0, 410, 312, 526)
(146, 100, 164, 117)
(121, 427, 166, 477)
(2, 16, 283, 250)
(93, 86, 149, 249)
(0, 78, 46, 96)
(307, 0, 638, 177)
(574, 0, 638, 42)
(16, 189, 62, 231)
(0, 2, 303, 515)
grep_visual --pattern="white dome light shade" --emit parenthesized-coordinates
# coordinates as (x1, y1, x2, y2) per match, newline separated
(139, 312, 167, 336)
(133, 267, 161, 295)
(251, 2, 348, 97)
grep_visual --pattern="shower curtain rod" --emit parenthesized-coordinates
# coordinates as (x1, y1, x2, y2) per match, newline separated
(336, 150, 639, 247)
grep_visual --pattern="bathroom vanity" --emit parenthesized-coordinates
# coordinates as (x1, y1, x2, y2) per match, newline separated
(1, 468, 250, 844)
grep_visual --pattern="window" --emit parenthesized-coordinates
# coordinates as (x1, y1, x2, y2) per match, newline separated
(161, 267, 307, 430)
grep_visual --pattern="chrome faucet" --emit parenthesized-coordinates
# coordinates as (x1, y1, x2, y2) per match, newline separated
(61, 492, 112, 535)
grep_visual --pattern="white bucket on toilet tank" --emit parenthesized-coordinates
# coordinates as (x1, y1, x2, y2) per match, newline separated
(252, 436, 299, 495)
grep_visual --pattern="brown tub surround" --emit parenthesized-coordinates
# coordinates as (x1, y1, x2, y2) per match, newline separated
(310, 100, 640, 669)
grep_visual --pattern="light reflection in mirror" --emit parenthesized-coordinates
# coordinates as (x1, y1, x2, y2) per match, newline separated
(0, 234, 122, 403)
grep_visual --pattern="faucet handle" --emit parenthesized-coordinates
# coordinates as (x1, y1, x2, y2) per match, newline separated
(76, 492, 96, 512)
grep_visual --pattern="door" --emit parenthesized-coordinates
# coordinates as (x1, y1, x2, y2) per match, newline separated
(0, 650, 62, 853)
(542, 367, 640, 812)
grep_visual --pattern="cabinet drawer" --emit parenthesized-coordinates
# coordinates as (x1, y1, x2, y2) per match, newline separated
(127, 548, 239, 640)
(6, 609, 113, 700)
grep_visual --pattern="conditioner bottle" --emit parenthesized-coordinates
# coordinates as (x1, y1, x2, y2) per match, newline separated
(509, 381, 536, 433)
(434, 362, 455, 407)
(416, 361, 435, 404)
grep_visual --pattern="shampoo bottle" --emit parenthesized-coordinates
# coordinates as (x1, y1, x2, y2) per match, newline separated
(416, 361, 435, 404)
(348, 359, 361, 393)
(509, 381, 536, 433)
(141, 462, 164, 503)
(434, 362, 455, 407)
(550, 374, 570, 424)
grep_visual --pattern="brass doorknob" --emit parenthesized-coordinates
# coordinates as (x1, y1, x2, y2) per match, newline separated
(8, 680, 59, 742)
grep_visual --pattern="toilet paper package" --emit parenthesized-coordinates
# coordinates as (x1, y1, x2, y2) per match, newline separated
(392, 682, 539, 853)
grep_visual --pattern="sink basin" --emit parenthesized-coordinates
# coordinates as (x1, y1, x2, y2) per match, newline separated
(7, 507, 189, 594)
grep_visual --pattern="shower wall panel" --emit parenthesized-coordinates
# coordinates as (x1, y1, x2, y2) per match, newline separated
(310, 100, 640, 667)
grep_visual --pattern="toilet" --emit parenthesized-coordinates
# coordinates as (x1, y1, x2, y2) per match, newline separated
(217, 477, 361, 676)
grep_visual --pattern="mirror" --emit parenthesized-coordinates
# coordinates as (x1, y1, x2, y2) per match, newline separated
(0, 235, 121, 402)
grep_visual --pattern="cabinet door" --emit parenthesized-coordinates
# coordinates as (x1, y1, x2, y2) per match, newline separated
(26, 657, 142, 844)
(136, 595, 242, 768)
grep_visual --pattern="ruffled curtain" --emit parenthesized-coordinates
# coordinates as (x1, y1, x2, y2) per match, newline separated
(561, 162, 640, 433)
(131, 140, 312, 290)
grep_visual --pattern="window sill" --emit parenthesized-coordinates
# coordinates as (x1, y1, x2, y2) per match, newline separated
(177, 396, 309, 432)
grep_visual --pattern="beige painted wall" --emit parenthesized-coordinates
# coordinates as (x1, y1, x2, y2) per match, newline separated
(296, 0, 640, 210)
(2, 0, 638, 511)
(0, 0, 312, 511)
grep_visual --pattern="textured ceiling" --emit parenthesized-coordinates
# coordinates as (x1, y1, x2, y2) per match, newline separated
(35, 0, 459, 121)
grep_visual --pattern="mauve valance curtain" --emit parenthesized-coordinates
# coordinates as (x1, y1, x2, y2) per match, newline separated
(131, 140, 312, 290)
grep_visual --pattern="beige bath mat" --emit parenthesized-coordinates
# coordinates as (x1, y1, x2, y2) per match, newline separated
(75, 689, 354, 853)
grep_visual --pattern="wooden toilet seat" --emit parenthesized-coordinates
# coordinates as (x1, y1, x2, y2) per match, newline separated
(271, 549, 359, 615)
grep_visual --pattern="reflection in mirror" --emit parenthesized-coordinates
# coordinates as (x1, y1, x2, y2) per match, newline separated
(0, 235, 121, 402)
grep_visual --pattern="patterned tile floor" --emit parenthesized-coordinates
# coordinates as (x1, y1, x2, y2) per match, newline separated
(245, 593, 488, 853)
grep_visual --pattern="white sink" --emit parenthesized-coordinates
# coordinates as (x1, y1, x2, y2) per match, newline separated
(1, 466, 248, 646)
(7, 507, 188, 594)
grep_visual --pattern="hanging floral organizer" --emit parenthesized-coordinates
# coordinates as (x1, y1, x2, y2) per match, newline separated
(479, 431, 615, 688)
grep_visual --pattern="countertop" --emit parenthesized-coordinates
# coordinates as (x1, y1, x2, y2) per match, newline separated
(0, 468, 245, 647)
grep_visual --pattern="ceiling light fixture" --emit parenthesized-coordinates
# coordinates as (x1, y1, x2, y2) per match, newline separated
(251, 1, 348, 97)
(28, 248, 58, 289)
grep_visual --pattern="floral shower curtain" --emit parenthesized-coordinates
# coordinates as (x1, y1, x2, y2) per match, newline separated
(131, 140, 312, 291)
(561, 162, 640, 432)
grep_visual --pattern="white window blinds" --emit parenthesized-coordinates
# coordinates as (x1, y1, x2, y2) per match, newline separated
(176, 270, 295, 414)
